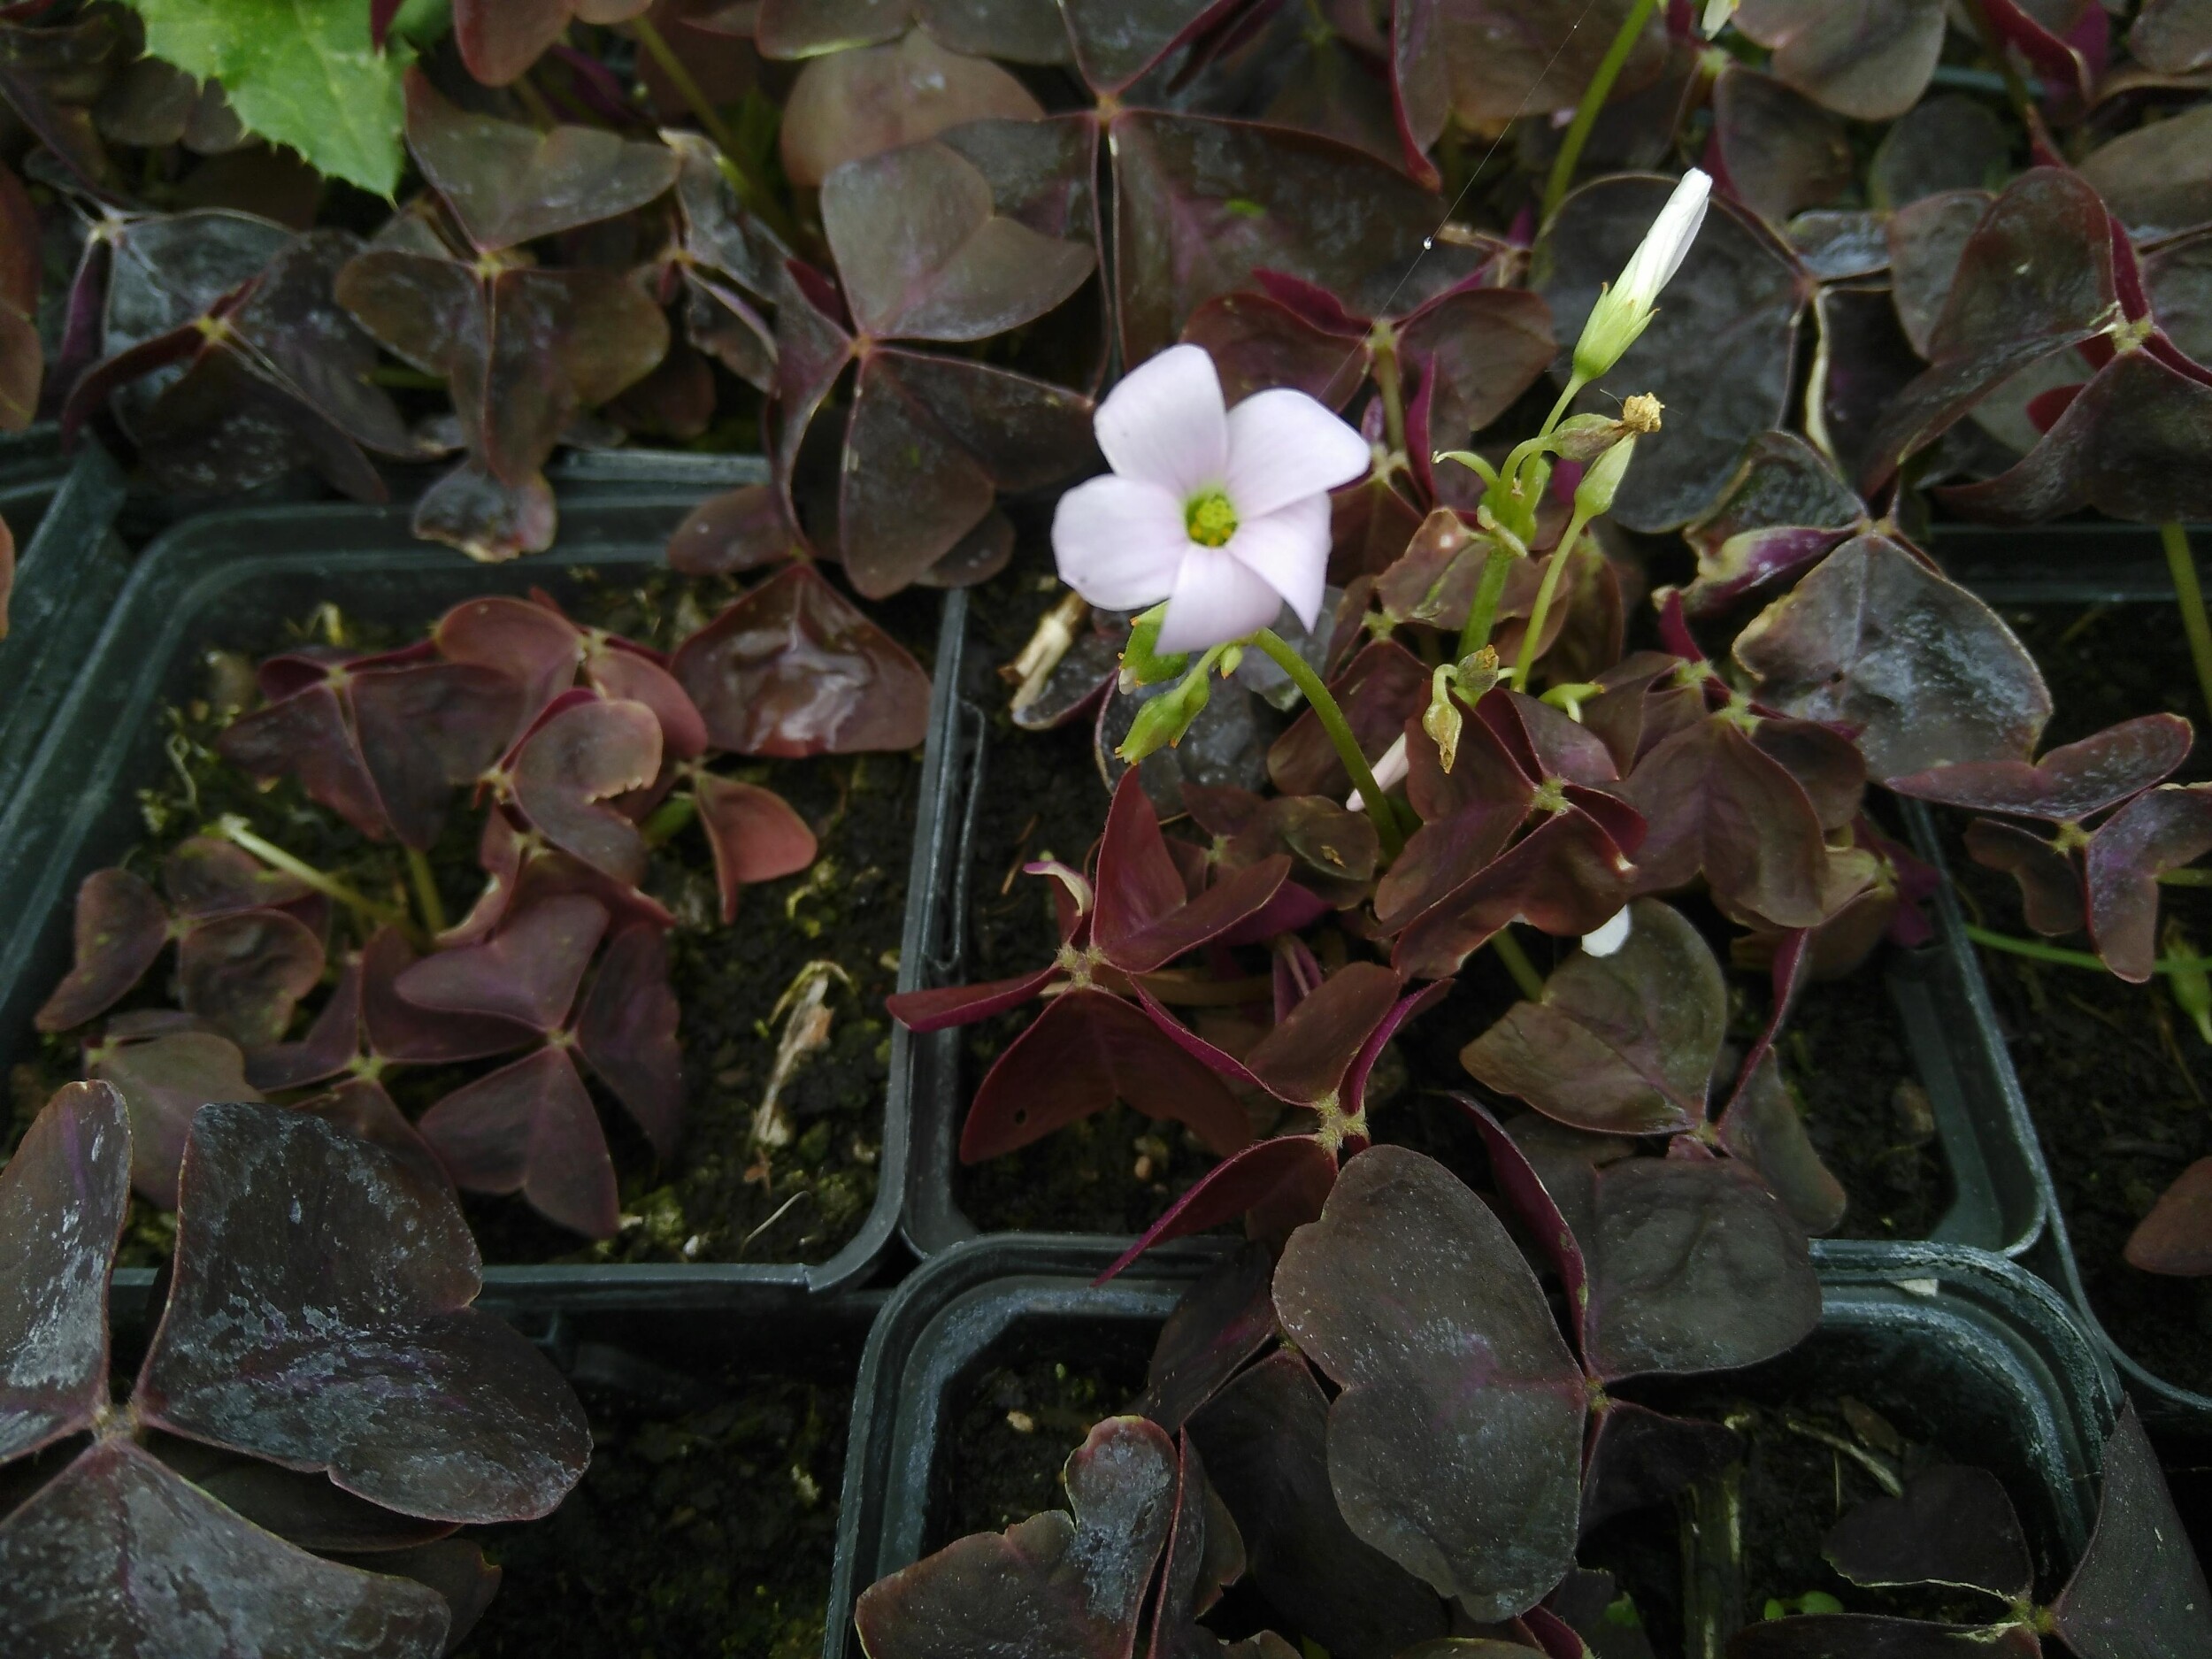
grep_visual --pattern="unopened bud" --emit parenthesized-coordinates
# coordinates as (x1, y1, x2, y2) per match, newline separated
(1548, 414, 1625, 465)
(1573, 434, 1638, 518)
(1118, 664, 1211, 762)
(1455, 645, 1502, 701)
(1424, 665, 1464, 772)
(1572, 170, 1711, 382)
(1118, 603, 1189, 692)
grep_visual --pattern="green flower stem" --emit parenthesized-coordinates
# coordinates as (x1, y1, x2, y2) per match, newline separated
(1491, 376, 1585, 541)
(1540, 0, 1659, 225)
(1458, 541, 1520, 660)
(2162, 868, 2212, 887)
(642, 791, 699, 849)
(631, 15, 798, 247)
(1963, 923, 2212, 977)
(2162, 522, 2212, 724)
(1371, 328, 1409, 459)
(404, 847, 448, 938)
(1251, 628, 1403, 861)
(212, 816, 417, 941)
(1959, 0, 2041, 134)
(1511, 508, 1595, 690)
(1489, 926, 1548, 1001)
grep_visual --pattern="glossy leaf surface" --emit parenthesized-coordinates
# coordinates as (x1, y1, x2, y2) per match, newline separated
(0, 1083, 128, 1463)
(1887, 715, 2193, 822)
(1621, 718, 1831, 929)
(0, 1439, 449, 1658)
(136, 1101, 590, 1522)
(417, 1046, 620, 1238)
(1823, 1465, 2031, 1599)
(176, 907, 325, 1050)
(1732, 0, 1947, 120)
(672, 565, 932, 755)
(854, 1416, 1179, 1658)
(2127, 1158, 2212, 1276)
(510, 697, 662, 885)
(2052, 1402, 2212, 1659)
(2085, 783, 2212, 982)
(1734, 534, 2050, 781)
(1273, 1147, 1585, 1621)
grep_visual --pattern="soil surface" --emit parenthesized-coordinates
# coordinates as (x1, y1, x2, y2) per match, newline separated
(1947, 598, 2212, 1394)
(934, 1343, 1152, 1544)
(457, 1350, 852, 1659)
(8, 569, 933, 1268)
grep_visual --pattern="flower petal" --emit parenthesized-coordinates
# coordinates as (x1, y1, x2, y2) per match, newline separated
(1157, 546, 1286, 654)
(1052, 475, 1191, 611)
(1095, 343, 1228, 498)
(1223, 388, 1372, 521)
(1225, 494, 1332, 632)
(1617, 168, 1711, 309)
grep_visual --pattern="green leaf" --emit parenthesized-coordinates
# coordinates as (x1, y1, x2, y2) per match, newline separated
(120, 0, 411, 196)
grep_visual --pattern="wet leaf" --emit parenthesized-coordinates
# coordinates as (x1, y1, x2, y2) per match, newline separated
(294, 1077, 451, 1198)
(1135, 1243, 1278, 1432)
(35, 868, 172, 1033)
(1463, 899, 1722, 1137)
(1580, 1156, 1820, 1382)
(411, 459, 558, 562)
(1677, 432, 1866, 617)
(2052, 1402, 2212, 1658)
(91, 1029, 263, 1210)
(135, 1101, 590, 1519)
(150, 1436, 457, 1555)
(0, 1083, 129, 1463)
(1273, 1146, 1586, 1620)
(1536, 178, 1808, 531)
(0, 1439, 449, 1658)
(959, 987, 1251, 1161)
(671, 564, 933, 755)
(1824, 1465, 2031, 1599)
(2080, 104, 2212, 245)
(1732, 0, 1947, 120)
(781, 31, 1045, 188)
(575, 923, 684, 1157)
(1061, 0, 1232, 93)
(1580, 1401, 1746, 1534)
(854, 1416, 1179, 1658)
(177, 907, 326, 1051)
(1733, 533, 2051, 781)
(1886, 714, 2194, 822)
(396, 895, 609, 1031)
(1187, 1348, 1449, 1659)
(417, 1046, 620, 1238)
(510, 697, 663, 884)
(2085, 783, 2212, 982)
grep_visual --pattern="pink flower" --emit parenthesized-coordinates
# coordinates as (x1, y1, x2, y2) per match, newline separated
(1052, 344, 1371, 654)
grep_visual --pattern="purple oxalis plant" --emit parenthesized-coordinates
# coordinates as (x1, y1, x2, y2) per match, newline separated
(0, 1082, 590, 1657)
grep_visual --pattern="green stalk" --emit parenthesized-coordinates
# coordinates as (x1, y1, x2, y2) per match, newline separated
(1251, 629, 1403, 861)
(2162, 868, 2212, 887)
(1964, 924, 2212, 977)
(642, 792, 699, 849)
(1960, 0, 2040, 134)
(1371, 329, 1409, 459)
(1489, 926, 1548, 1002)
(213, 817, 417, 941)
(1511, 510, 1594, 690)
(404, 847, 447, 938)
(2162, 522, 2212, 724)
(1459, 541, 1520, 660)
(1540, 0, 1659, 225)
(631, 16, 798, 246)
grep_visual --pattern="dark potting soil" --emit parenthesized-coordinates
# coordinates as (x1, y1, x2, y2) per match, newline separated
(456, 1359, 852, 1659)
(6, 570, 932, 1269)
(1947, 599, 2212, 1393)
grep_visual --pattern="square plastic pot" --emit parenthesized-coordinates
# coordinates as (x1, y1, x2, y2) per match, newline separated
(0, 477, 950, 1301)
(893, 593, 2054, 1263)
(1929, 518, 2212, 1433)
(825, 1233, 2118, 1659)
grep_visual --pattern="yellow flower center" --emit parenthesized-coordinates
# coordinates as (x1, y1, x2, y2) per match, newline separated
(1185, 488, 1238, 548)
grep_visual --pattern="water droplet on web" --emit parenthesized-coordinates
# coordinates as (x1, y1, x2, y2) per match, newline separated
(1422, 237, 1434, 250)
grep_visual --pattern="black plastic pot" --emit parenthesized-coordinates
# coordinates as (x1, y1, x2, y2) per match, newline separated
(895, 597, 2055, 1263)
(1925, 520, 2212, 1433)
(0, 440, 129, 806)
(0, 422, 64, 541)
(0, 483, 949, 1300)
(825, 1233, 2118, 1659)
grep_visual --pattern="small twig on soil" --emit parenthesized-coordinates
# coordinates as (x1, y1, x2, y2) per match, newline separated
(1782, 1416, 1903, 1498)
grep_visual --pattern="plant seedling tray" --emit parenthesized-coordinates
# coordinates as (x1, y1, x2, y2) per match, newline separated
(0, 480, 952, 1302)
(893, 594, 2054, 1263)
(825, 1233, 2118, 1659)
(0, 440, 129, 807)
(1927, 520, 2212, 1434)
